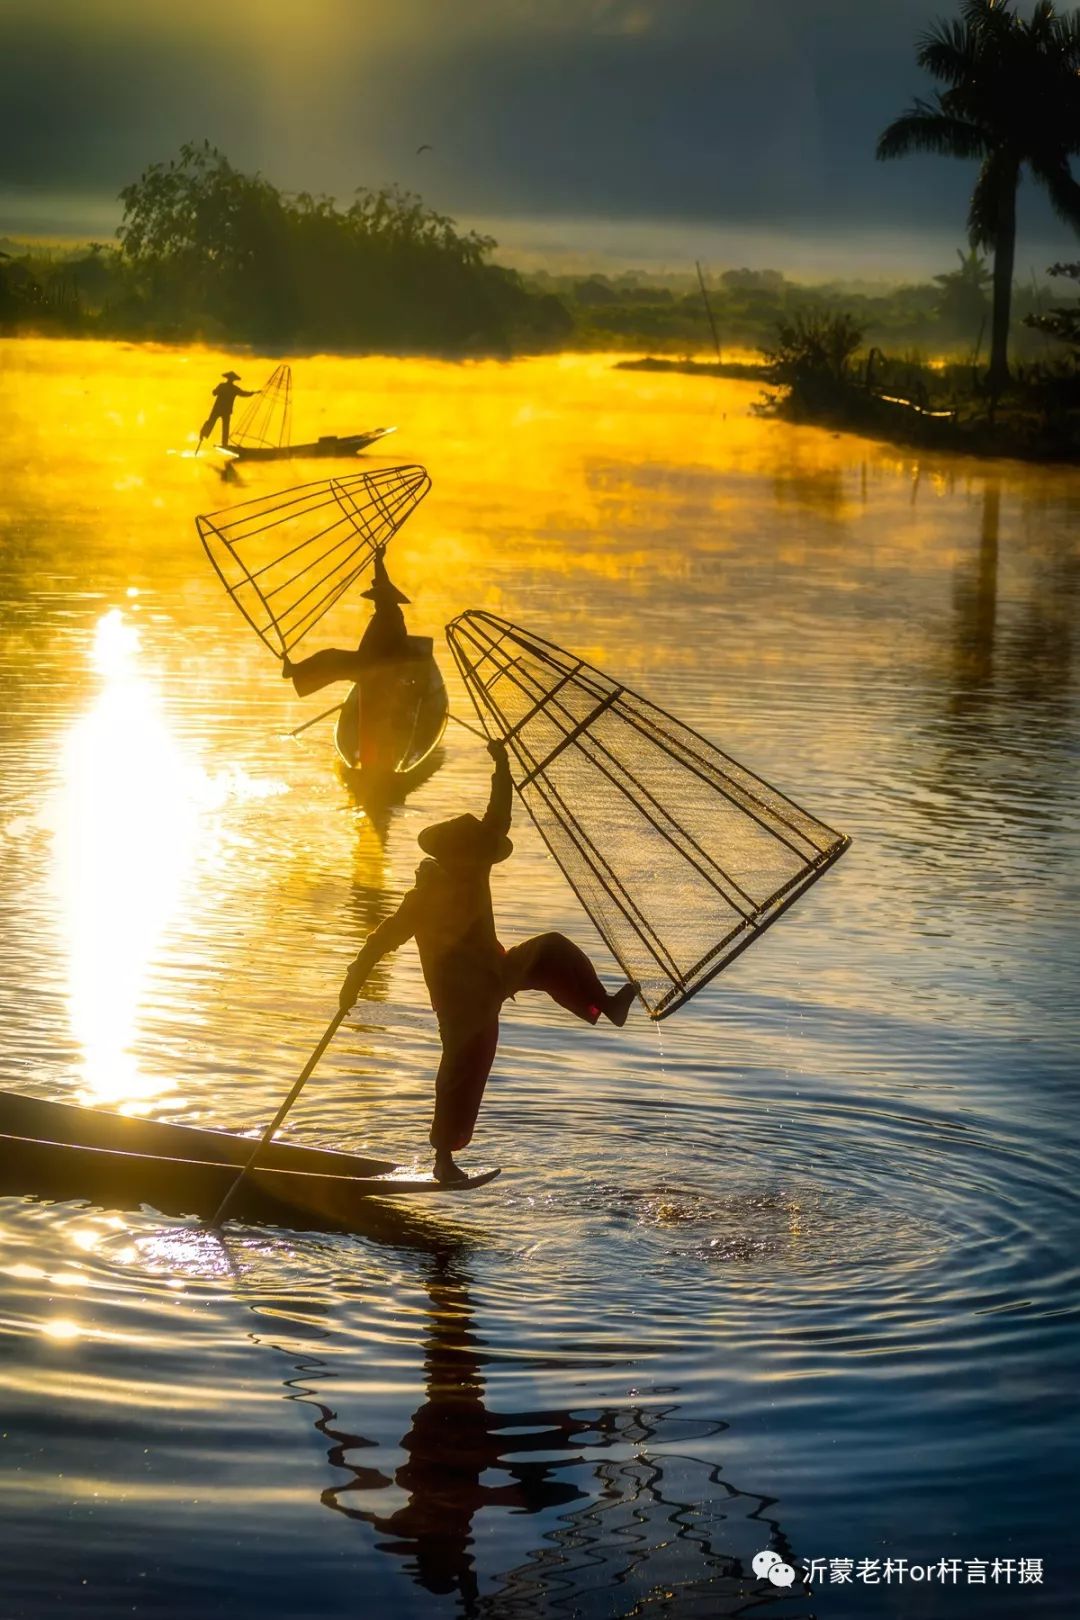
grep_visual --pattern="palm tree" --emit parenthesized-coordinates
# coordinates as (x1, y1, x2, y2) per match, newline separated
(877, 0, 1080, 392)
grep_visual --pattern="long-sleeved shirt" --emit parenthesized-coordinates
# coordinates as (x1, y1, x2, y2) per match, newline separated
(211, 381, 254, 412)
(353, 754, 512, 1018)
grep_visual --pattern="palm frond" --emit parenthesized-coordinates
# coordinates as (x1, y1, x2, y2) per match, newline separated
(1049, 11, 1080, 72)
(960, 0, 1016, 31)
(1030, 154, 1080, 230)
(1028, 1, 1058, 46)
(877, 102, 989, 162)
(916, 18, 979, 85)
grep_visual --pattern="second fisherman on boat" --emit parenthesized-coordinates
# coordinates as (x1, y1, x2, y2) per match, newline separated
(338, 739, 639, 1182)
(284, 545, 411, 694)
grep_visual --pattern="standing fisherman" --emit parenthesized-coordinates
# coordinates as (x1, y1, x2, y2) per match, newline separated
(199, 370, 254, 449)
(339, 740, 639, 1182)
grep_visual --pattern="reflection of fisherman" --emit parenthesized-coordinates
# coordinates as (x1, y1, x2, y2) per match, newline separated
(199, 369, 254, 448)
(339, 740, 639, 1183)
(283, 546, 412, 692)
(318, 1245, 594, 1610)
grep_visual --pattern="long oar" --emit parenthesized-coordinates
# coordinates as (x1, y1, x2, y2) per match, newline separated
(288, 706, 488, 744)
(211, 1007, 347, 1227)
(447, 711, 488, 741)
(288, 701, 344, 739)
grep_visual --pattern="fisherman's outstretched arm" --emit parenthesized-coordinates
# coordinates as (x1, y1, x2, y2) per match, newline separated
(480, 739, 512, 838)
(339, 889, 420, 1010)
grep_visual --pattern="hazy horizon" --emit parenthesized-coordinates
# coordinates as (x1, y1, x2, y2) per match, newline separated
(0, 194, 1071, 291)
(3, 0, 1079, 289)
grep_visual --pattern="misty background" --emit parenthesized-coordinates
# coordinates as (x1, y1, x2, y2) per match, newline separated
(2, 0, 1076, 281)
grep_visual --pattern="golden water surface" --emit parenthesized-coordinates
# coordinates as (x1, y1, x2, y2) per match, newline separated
(0, 340, 1078, 1618)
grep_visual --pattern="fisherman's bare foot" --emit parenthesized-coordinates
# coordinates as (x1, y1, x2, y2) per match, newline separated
(433, 1151, 469, 1185)
(603, 981, 639, 1027)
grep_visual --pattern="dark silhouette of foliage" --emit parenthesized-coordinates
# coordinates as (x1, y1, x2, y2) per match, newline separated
(720, 267, 785, 292)
(0, 222, 1058, 367)
(762, 310, 865, 390)
(1024, 259, 1080, 350)
(933, 246, 992, 341)
(113, 142, 571, 352)
(877, 0, 1080, 391)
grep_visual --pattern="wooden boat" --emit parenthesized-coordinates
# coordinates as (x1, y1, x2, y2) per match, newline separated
(335, 635, 449, 781)
(222, 427, 396, 463)
(0, 1090, 499, 1233)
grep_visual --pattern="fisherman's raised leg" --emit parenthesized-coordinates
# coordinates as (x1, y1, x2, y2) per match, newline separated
(503, 932, 638, 1026)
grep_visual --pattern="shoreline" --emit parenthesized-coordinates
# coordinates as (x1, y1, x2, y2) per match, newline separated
(5, 329, 1077, 465)
(613, 352, 1080, 467)
(772, 385, 1080, 466)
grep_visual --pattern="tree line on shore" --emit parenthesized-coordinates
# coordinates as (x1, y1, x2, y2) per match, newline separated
(2, 0, 1079, 394)
(1, 194, 1074, 368)
(0, 142, 571, 355)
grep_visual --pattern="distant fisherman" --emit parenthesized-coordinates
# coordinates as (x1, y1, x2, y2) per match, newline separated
(339, 739, 639, 1182)
(199, 370, 254, 449)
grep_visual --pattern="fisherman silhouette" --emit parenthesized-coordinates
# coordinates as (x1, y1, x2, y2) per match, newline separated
(356, 546, 411, 663)
(282, 546, 414, 694)
(339, 739, 639, 1183)
(199, 369, 255, 449)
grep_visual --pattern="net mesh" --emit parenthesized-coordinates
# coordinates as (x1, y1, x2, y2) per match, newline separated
(230, 363, 293, 451)
(196, 465, 431, 659)
(447, 611, 850, 1020)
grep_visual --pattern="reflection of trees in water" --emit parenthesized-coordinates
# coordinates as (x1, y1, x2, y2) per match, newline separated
(923, 480, 1080, 843)
(770, 458, 850, 525)
(948, 481, 999, 702)
(947, 477, 1079, 717)
(257, 1233, 805, 1618)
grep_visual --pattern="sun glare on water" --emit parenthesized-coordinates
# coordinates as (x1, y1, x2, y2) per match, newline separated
(56, 610, 204, 1107)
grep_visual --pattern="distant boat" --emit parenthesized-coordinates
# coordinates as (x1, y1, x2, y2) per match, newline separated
(221, 362, 396, 462)
(335, 635, 449, 782)
(222, 427, 396, 463)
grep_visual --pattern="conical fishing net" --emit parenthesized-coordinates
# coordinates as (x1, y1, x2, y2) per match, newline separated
(447, 611, 850, 1020)
(196, 465, 432, 659)
(230, 363, 293, 451)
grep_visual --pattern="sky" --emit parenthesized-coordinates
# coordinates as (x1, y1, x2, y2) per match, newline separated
(1, 0, 1076, 280)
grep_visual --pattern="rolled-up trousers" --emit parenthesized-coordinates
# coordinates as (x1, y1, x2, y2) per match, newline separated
(429, 933, 606, 1152)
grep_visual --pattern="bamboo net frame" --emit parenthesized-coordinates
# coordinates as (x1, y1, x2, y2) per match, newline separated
(447, 611, 850, 1020)
(231, 363, 293, 451)
(196, 465, 431, 659)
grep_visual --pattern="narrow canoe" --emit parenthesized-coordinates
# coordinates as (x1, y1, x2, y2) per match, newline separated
(0, 1091, 499, 1232)
(224, 428, 396, 462)
(335, 641, 449, 781)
